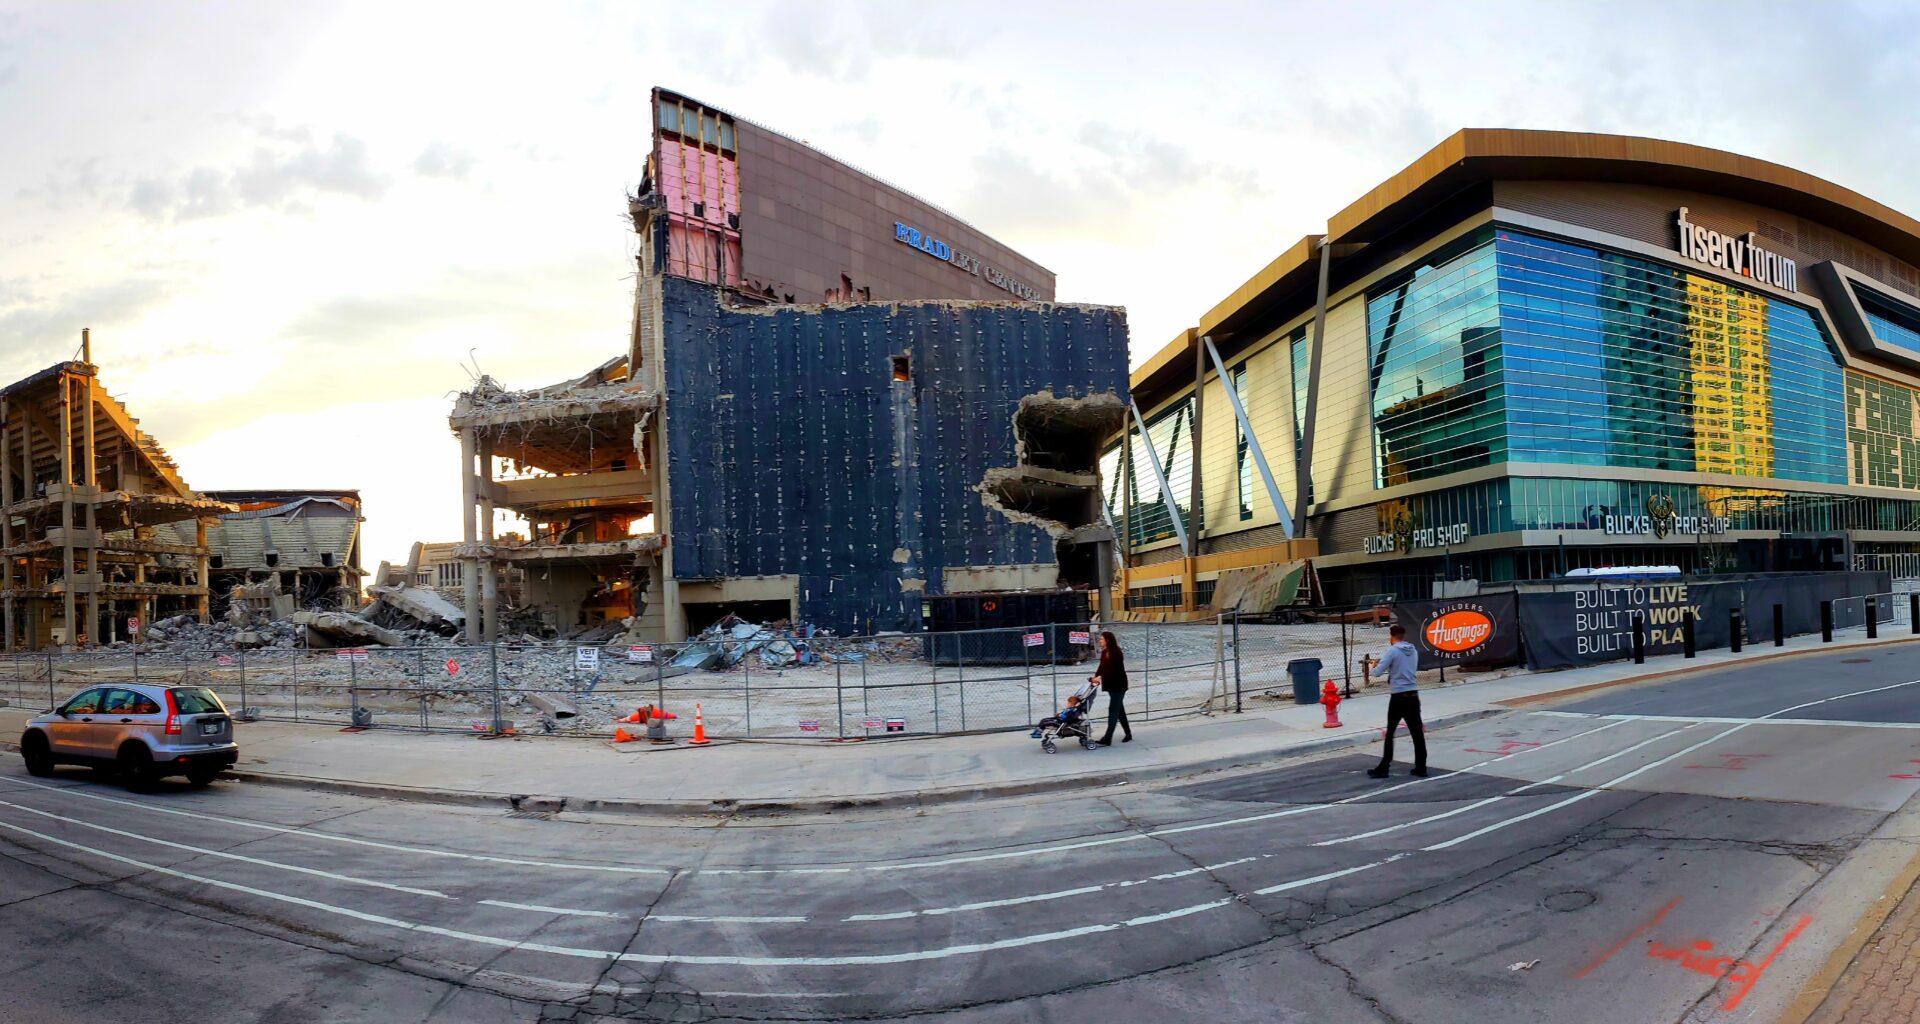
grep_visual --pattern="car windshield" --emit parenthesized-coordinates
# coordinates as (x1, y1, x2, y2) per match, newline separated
(168, 687, 226, 714)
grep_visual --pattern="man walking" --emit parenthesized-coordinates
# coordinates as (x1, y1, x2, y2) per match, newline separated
(1366, 623, 1427, 778)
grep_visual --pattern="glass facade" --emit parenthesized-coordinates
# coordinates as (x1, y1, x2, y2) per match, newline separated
(1100, 396, 1197, 548)
(1388, 476, 1920, 538)
(1858, 284, 1920, 356)
(1360, 228, 1850, 491)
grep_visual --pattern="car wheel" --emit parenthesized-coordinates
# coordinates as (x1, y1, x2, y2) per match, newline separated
(117, 743, 156, 792)
(20, 733, 54, 777)
(185, 768, 221, 789)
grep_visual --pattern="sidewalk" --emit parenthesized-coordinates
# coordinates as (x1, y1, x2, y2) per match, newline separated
(3, 629, 1915, 815)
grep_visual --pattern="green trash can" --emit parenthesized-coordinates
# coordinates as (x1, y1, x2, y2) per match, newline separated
(1287, 658, 1323, 705)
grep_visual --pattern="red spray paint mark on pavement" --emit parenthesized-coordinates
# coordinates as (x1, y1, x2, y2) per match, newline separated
(1684, 753, 1772, 771)
(1575, 896, 1683, 979)
(1888, 759, 1920, 780)
(1644, 916, 1813, 1011)
(1464, 740, 1542, 756)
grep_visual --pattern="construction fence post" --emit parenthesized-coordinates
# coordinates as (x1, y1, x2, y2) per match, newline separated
(46, 650, 55, 708)
(1232, 612, 1243, 714)
(292, 647, 301, 721)
(489, 639, 503, 734)
(655, 645, 665, 712)
(349, 651, 361, 723)
(742, 638, 752, 737)
(835, 658, 845, 740)
(957, 630, 967, 733)
(1143, 621, 1152, 720)
(239, 649, 248, 715)
(416, 647, 426, 731)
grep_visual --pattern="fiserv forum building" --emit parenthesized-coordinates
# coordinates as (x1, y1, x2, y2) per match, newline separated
(1112, 130, 1920, 608)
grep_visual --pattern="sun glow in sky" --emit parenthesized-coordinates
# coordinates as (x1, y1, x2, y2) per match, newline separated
(5, 0, 1917, 566)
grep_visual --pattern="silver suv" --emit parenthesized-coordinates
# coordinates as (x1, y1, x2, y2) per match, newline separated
(19, 684, 238, 789)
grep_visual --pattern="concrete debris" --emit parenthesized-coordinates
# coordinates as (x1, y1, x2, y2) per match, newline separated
(525, 692, 580, 720)
(362, 583, 465, 635)
(292, 610, 407, 649)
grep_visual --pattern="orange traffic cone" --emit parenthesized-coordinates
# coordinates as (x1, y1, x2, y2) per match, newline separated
(612, 727, 637, 743)
(688, 703, 711, 746)
(623, 707, 646, 724)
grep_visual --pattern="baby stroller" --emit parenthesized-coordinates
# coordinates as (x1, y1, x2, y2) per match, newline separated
(1034, 682, 1100, 754)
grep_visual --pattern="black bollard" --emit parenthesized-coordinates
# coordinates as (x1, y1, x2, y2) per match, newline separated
(1632, 613, 1646, 665)
(1682, 610, 1697, 659)
(1912, 593, 1919, 635)
(1774, 604, 1785, 647)
(1821, 600, 1834, 643)
(1730, 608, 1743, 654)
(1868, 600, 1879, 639)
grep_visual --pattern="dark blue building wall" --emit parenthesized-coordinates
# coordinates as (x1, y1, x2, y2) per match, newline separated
(661, 276, 1130, 633)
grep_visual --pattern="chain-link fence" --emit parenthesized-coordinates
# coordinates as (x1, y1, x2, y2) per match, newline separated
(0, 619, 1353, 740)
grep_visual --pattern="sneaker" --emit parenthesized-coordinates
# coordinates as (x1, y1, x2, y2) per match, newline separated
(1366, 766, 1390, 779)
(1410, 766, 1429, 778)
(1030, 729, 1042, 739)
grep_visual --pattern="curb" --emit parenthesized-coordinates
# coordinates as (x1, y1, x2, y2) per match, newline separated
(1776, 820, 1920, 1024)
(215, 707, 1509, 816)
(1496, 633, 1920, 709)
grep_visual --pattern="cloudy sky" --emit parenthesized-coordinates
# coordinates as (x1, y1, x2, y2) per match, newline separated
(4, 0, 1918, 566)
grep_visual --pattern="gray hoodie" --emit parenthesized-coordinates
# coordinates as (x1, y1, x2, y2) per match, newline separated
(1373, 640, 1420, 694)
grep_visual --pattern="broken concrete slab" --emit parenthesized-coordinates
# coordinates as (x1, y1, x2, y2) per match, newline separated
(525, 692, 579, 720)
(364, 583, 464, 634)
(292, 610, 406, 648)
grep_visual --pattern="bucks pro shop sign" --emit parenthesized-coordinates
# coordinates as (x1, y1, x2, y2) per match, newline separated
(1392, 592, 1520, 670)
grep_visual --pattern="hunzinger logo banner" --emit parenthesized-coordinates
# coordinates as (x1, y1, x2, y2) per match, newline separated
(1392, 592, 1521, 669)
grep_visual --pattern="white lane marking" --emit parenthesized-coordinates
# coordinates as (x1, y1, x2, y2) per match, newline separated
(0, 797, 452, 899)
(648, 914, 810, 924)
(846, 857, 1267, 921)
(479, 900, 624, 919)
(0, 777, 672, 876)
(0, 817, 1250, 967)
(5, 688, 1905, 975)
(1425, 677, 1920, 851)
(1595, 714, 1920, 730)
(1313, 726, 1696, 847)
(1255, 855, 1405, 895)
(0, 718, 1624, 881)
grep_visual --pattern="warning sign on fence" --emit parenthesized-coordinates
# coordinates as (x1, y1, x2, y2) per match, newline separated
(798, 719, 821, 732)
(627, 645, 653, 664)
(445, 658, 460, 677)
(1069, 630, 1092, 645)
(575, 647, 600, 671)
(1022, 632, 1045, 648)
(885, 718, 907, 733)
(352, 649, 369, 662)
(216, 654, 234, 667)
(861, 716, 883, 730)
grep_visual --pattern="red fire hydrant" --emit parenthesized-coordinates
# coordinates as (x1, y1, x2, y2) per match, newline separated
(1320, 679, 1343, 728)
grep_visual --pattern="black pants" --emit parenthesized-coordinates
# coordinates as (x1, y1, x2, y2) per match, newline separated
(1100, 691, 1132, 743)
(1377, 691, 1426, 770)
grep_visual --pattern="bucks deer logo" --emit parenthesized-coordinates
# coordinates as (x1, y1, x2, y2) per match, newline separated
(1646, 493, 1678, 540)
(1391, 510, 1415, 553)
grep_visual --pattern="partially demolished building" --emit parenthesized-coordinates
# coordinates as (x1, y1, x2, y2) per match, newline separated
(453, 87, 1130, 642)
(165, 488, 366, 617)
(0, 347, 234, 649)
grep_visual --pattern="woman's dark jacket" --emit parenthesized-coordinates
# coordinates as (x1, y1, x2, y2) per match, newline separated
(1095, 648, 1129, 694)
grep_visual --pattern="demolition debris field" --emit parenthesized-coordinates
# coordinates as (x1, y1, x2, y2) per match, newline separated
(0, 621, 1379, 739)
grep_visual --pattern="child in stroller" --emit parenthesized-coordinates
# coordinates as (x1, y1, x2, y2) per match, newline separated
(1031, 681, 1100, 753)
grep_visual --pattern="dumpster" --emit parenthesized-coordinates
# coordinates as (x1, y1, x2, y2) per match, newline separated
(1287, 658, 1323, 705)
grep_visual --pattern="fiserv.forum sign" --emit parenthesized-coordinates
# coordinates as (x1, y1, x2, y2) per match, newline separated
(894, 221, 1042, 301)
(1674, 207, 1797, 292)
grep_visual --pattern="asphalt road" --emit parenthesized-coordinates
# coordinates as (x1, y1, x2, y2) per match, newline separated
(4, 646, 1920, 1023)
